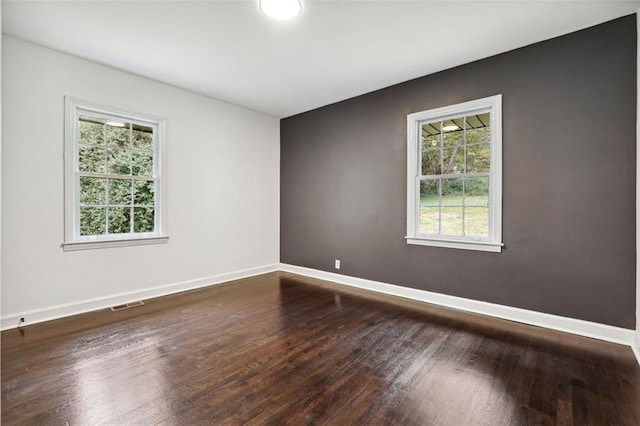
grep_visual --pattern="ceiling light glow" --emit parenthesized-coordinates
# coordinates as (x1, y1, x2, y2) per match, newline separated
(106, 121, 126, 127)
(443, 125, 459, 131)
(259, 0, 302, 20)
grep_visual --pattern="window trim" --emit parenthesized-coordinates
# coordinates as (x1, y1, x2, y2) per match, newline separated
(63, 96, 168, 250)
(406, 95, 502, 252)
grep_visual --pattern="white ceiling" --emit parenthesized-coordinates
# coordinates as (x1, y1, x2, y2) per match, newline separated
(3, 1, 639, 118)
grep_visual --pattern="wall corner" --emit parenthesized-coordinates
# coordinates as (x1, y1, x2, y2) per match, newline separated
(635, 8, 639, 355)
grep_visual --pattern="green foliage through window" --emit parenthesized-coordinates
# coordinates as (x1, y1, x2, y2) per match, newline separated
(77, 115, 156, 236)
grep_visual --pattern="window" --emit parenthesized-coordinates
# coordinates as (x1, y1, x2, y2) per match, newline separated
(406, 95, 502, 252)
(63, 97, 167, 250)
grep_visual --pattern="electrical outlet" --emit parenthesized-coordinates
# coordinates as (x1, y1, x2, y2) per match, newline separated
(335, 259, 341, 269)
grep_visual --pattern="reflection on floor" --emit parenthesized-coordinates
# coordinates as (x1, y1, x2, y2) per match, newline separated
(2, 272, 639, 424)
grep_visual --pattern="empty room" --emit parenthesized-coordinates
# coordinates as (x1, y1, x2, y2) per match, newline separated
(2, 0, 640, 424)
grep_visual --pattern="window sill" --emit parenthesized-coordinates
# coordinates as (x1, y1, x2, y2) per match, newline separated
(406, 236, 502, 252)
(62, 236, 169, 251)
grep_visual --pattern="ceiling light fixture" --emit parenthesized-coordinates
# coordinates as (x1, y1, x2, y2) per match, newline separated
(442, 124, 459, 131)
(259, 0, 302, 20)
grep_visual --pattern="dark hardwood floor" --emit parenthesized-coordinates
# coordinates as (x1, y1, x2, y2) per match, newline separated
(2, 272, 639, 425)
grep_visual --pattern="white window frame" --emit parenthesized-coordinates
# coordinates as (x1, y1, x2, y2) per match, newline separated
(63, 97, 168, 251)
(406, 95, 502, 252)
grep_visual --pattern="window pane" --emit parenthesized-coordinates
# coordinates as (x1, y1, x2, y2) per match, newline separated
(134, 180, 155, 205)
(442, 146, 464, 174)
(422, 134, 439, 150)
(421, 148, 440, 176)
(132, 125, 154, 150)
(106, 123, 131, 148)
(108, 207, 131, 234)
(466, 127, 491, 145)
(441, 207, 463, 236)
(419, 206, 439, 235)
(466, 143, 490, 173)
(441, 178, 463, 206)
(134, 207, 155, 233)
(79, 146, 105, 173)
(420, 179, 438, 205)
(79, 117, 104, 145)
(465, 113, 490, 144)
(80, 177, 106, 205)
(107, 149, 131, 175)
(464, 177, 489, 206)
(132, 152, 153, 177)
(80, 207, 106, 236)
(443, 123, 463, 148)
(464, 207, 489, 237)
(422, 121, 440, 136)
(109, 179, 132, 205)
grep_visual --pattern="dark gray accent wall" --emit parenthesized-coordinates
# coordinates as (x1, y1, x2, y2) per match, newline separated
(280, 15, 637, 328)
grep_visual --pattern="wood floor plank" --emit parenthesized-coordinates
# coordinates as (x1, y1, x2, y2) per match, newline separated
(2, 272, 639, 425)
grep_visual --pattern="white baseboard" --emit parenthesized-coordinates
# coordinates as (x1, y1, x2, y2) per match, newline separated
(279, 263, 636, 348)
(1, 263, 279, 331)
(633, 333, 640, 366)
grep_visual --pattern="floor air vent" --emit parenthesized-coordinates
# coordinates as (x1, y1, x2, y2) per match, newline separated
(110, 301, 145, 312)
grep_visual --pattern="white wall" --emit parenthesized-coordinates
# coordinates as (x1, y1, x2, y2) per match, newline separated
(1, 36, 280, 326)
